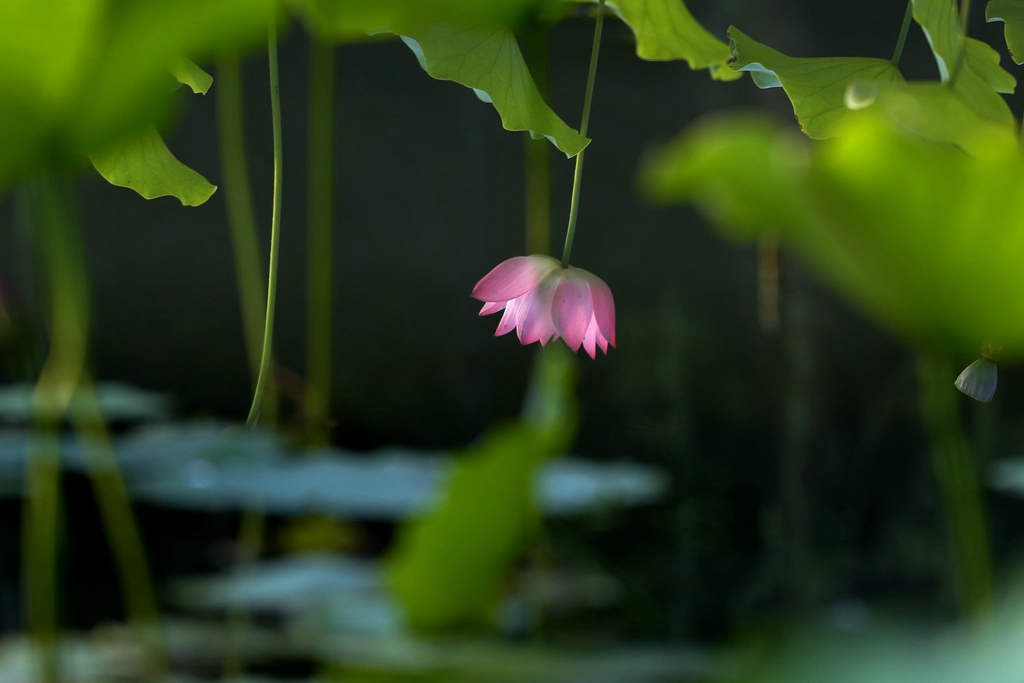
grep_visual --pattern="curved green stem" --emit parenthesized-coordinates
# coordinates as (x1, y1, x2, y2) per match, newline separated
(216, 53, 268, 387)
(559, 0, 606, 268)
(246, 22, 284, 427)
(892, 1, 914, 66)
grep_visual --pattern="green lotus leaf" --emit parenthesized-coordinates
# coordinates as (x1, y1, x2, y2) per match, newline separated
(642, 112, 1024, 358)
(728, 26, 905, 138)
(987, 0, 1024, 64)
(400, 24, 588, 157)
(0, 0, 273, 190)
(847, 80, 1017, 157)
(602, 0, 739, 80)
(90, 126, 216, 206)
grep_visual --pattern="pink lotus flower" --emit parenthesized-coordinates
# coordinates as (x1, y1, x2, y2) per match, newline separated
(471, 255, 616, 359)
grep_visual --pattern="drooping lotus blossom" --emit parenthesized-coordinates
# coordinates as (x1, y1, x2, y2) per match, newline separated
(471, 255, 615, 359)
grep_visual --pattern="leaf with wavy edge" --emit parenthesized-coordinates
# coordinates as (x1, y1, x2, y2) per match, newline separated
(728, 26, 904, 138)
(601, 0, 739, 80)
(400, 24, 588, 157)
(987, 0, 1024, 64)
(91, 126, 216, 206)
(172, 58, 213, 95)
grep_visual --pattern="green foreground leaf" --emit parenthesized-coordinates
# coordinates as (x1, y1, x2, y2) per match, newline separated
(987, 0, 1024, 64)
(294, 0, 563, 38)
(400, 24, 589, 157)
(728, 26, 904, 138)
(90, 126, 217, 206)
(388, 346, 577, 632)
(0, 0, 273, 190)
(642, 113, 1024, 358)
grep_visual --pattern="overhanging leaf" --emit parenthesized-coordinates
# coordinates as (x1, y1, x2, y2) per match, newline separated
(90, 126, 217, 206)
(987, 0, 1024, 64)
(0, 0, 273, 190)
(602, 0, 739, 80)
(399, 24, 588, 157)
(642, 113, 1024, 358)
(728, 26, 905, 138)
(172, 58, 214, 95)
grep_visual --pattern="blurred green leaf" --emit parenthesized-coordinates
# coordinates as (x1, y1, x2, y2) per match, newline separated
(172, 58, 214, 95)
(388, 347, 577, 632)
(294, 0, 563, 38)
(601, 0, 739, 80)
(399, 25, 589, 157)
(90, 126, 217, 206)
(728, 26, 904, 138)
(642, 112, 1024, 358)
(848, 80, 1017, 157)
(987, 0, 1024, 64)
(0, 0, 273, 190)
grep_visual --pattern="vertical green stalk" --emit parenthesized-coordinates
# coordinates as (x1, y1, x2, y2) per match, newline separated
(221, 504, 265, 679)
(22, 177, 89, 683)
(73, 378, 167, 676)
(306, 38, 335, 446)
(559, 0, 606, 268)
(523, 24, 551, 256)
(892, 1, 914, 66)
(216, 54, 267, 386)
(246, 22, 284, 427)
(918, 352, 992, 617)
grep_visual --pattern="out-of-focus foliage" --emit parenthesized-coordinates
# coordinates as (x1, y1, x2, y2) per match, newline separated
(988, 0, 1024, 64)
(0, 0, 274, 192)
(601, 0, 741, 80)
(641, 112, 1024, 359)
(399, 25, 590, 158)
(728, 26, 904, 138)
(293, 0, 563, 37)
(388, 347, 578, 632)
(743, 588, 1024, 683)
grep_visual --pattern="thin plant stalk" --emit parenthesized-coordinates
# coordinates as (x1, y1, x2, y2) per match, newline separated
(23, 178, 169, 682)
(22, 177, 90, 683)
(918, 352, 992, 617)
(306, 38, 335, 446)
(892, 1, 914, 66)
(216, 54, 267, 385)
(559, 0, 606, 268)
(224, 22, 283, 679)
(245, 21, 284, 427)
(73, 378, 167, 676)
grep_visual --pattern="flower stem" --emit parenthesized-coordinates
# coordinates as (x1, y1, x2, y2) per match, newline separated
(560, 0, 606, 269)
(216, 54, 268, 386)
(246, 21, 283, 427)
(306, 38, 335, 446)
(891, 0, 914, 66)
